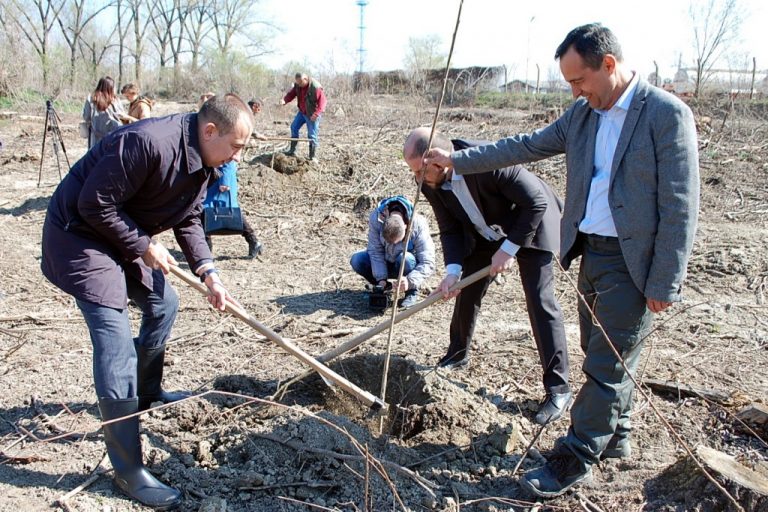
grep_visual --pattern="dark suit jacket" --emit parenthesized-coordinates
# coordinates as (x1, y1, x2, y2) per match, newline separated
(422, 139, 562, 267)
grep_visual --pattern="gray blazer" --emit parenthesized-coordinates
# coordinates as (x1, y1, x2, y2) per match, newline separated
(452, 79, 699, 303)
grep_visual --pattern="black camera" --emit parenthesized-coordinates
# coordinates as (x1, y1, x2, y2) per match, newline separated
(368, 284, 392, 311)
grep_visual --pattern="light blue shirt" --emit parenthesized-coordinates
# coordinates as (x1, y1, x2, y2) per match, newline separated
(579, 71, 639, 236)
(443, 172, 520, 277)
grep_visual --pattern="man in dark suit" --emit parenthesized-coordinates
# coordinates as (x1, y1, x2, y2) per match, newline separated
(403, 127, 571, 426)
(425, 24, 699, 498)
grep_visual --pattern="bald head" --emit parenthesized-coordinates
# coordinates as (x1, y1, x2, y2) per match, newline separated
(403, 127, 453, 162)
(403, 127, 454, 189)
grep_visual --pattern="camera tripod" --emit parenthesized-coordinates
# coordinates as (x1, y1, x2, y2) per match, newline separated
(37, 99, 71, 187)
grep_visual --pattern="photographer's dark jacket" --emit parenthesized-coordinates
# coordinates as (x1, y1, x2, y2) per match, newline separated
(42, 113, 215, 309)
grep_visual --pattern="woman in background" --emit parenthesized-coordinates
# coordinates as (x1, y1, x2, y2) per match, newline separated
(82, 76, 126, 148)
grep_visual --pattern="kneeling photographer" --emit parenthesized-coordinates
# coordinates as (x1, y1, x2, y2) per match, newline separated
(349, 195, 435, 310)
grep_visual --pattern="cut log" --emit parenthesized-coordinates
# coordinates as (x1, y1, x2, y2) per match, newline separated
(642, 378, 732, 404)
(697, 445, 768, 496)
(737, 403, 768, 426)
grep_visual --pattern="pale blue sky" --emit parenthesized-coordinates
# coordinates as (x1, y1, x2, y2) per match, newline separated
(259, 0, 767, 82)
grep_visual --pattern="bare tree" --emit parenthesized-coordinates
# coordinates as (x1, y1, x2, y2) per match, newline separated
(128, 0, 152, 86)
(79, 21, 119, 82)
(185, 0, 213, 72)
(403, 34, 447, 89)
(689, 0, 742, 96)
(114, 0, 135, 86)
(148, 0, 175, 72)
(149, 0, 189, 88)
(209, 0, 251, 56)
(57, 0, 112, 87)
(6, 0, 66, 88)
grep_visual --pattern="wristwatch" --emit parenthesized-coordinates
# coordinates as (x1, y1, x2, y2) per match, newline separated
(199, 267, 219, 282)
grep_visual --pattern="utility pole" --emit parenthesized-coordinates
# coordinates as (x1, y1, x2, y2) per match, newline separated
(525, 16, 535, 94)
(357, 0, 368, 74)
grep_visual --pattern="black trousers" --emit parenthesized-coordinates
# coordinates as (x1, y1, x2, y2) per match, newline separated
(447, 242, 570, 393)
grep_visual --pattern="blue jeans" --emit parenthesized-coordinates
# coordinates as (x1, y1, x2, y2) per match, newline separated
(76, 272, 178, 400)
(290, 112, 321, 145)
(350, 250, 416, 285)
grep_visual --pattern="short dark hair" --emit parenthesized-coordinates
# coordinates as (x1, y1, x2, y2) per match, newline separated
(121, 83, 139, 95)
(247, 99, 262, 108)
(382, 213, 406, 244)
(554, 23, 623, 70)
(198, 93, 253, 135)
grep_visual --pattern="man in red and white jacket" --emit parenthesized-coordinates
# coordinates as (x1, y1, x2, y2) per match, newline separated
(280, 72, 327, 161)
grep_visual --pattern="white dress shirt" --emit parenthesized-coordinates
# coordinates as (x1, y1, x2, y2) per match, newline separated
(442, 172, 520, 277)
(579, 72, 639, 236)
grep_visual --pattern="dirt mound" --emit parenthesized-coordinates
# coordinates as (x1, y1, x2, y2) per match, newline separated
(250, 152, 313, 175)
(215, 355, 516, 449)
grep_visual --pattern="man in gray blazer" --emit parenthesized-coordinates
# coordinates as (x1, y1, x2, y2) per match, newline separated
(405, 127, 572, 426)
(425, 24, 699, 497)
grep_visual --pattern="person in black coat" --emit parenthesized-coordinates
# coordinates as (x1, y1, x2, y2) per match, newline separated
(404, 127, 571, 426)
(41, 94, 254, 509)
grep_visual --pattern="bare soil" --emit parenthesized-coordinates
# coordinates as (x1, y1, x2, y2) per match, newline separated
(0, 95, 766, 511)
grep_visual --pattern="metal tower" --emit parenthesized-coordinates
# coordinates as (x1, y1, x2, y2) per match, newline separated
(356, 0, 368, 73)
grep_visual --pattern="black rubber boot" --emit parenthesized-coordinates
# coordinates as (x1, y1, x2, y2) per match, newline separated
(308, 142, 317, 161)
(285, 141, 297, 156)
(98, 397, 182, 510)
(136, 345, 191, 411)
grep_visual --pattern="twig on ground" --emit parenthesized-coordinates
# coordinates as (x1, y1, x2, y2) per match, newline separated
(255, 432, 437, 496)
(575, 491, 607, 512)
(511, 424, 547, 476)
(54, 452, 110, 508)
(277, 496, 338, 511)
(239, 480, 337, 491)
(459, 496, 563, 510)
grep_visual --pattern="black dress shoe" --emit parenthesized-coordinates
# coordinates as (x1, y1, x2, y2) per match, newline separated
(534, 391, 573, 425)
(437, 352, 470, 370)
(520, 447, 592, 498)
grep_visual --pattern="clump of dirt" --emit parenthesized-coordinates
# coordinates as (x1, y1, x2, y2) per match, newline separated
(2, 152, 39, 165)
(250, 152, 312, 175)
(353, 193, 377, 216)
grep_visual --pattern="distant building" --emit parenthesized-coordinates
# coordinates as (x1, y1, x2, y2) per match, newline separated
(499, 79, 569, 94)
